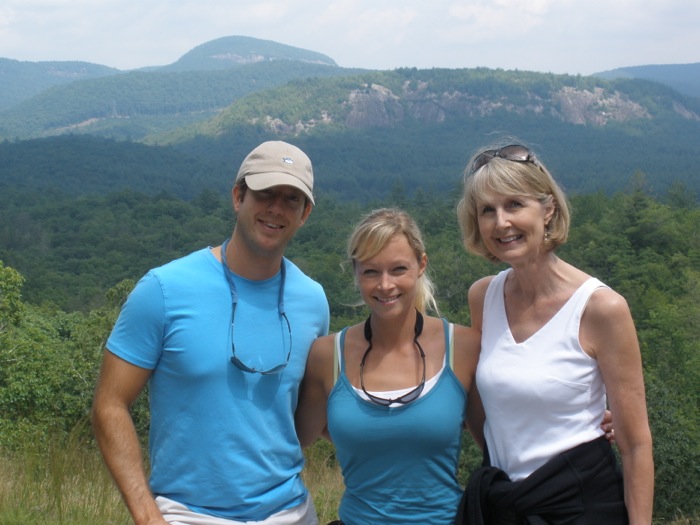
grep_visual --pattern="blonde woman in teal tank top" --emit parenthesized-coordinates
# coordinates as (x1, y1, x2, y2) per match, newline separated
(296, 208, 483, 525)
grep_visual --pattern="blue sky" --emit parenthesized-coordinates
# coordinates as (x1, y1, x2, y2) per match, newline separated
(1, 0, 698, 75)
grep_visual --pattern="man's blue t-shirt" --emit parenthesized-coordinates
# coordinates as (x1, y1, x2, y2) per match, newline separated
(107, 247, 329, 521)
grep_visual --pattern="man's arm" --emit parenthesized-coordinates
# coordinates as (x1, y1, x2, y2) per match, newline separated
(92, 350, 167, 525)
(295, 336, 335, 448)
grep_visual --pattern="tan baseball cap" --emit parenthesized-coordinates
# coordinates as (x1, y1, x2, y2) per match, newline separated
(235, 141, 315, 204)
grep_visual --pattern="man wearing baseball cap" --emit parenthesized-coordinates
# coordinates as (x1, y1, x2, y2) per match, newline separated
(93, 141, 330, 525)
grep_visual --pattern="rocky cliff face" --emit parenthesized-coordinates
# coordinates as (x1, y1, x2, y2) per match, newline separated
(341, 82, 659, 128)
(258, 79, 700, 134)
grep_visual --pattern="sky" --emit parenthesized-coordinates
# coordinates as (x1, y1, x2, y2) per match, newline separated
(1, 0, 699, 76)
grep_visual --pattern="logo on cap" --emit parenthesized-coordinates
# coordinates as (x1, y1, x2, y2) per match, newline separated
(283, 157, 294, 164)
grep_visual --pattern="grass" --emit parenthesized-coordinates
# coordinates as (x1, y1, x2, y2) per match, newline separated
(0, 435, 695, 525)
(0, 437, 129, 524)
(0, 435, 343, 525)
(301, 440, 345, 524)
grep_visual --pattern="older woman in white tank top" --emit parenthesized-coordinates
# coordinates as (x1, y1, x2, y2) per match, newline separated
(456, 142, 653, 525)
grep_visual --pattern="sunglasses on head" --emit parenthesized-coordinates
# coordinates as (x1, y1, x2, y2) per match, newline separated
(470, 144, 537, 174)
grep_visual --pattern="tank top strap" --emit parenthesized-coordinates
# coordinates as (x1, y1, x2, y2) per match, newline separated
(334, 321, 455, 383)
(578, 277, 607, 299)
(562, 277, 608, 319)
(333, 327, 349, 385)
(441, 318, 455, 371)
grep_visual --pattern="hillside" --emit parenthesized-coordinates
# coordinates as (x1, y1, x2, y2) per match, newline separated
(158, 35, 338, 72)
(2, 67, 700, 203)
(0, 61, 363, 141)
(0, 36, 357, 140)
(188, 68, 699, 134)
(0, 58, 118, 112)
(165, 68, 700, 199)
(1, 37, 700, 203)
(596, 63, 700, 99)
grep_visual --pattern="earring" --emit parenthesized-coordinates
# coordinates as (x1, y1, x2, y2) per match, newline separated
(544, 223, 551, 242)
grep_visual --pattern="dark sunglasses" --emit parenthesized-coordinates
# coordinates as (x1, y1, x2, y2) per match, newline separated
(361, 348, 426, 406)
(360, 311, 426, 407)
(470, 144, 537, 174)
(221, 238, 292, 375)
(361, 370, 425, 406)
(229, 304, 292, 375)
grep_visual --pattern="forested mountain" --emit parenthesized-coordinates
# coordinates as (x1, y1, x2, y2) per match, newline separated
(2, 67, 699, 202)
(0, 58, 118, 112)
(0, 61, 364, 141)
(0, 61, 362, 141)
(166, 68, 700, 199)
(596, 62, 700, 99)
(0, 36, 360, 140)
(2, 36, 699, 202)
(157, 35, 338, 72)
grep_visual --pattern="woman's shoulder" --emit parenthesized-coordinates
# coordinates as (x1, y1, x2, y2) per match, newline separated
(467, 274, 498, 330)
(586, 285, 631, 321)
(580, 284, 637, 360)
(468, 274, 497, 298)
(310, 323, 363, 356)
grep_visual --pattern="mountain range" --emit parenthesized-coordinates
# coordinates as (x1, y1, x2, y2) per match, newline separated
(1, 35, 699, 202)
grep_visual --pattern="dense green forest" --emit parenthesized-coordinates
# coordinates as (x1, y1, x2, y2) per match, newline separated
(3, 111, 700, 207)
(0, 182, 699, 521)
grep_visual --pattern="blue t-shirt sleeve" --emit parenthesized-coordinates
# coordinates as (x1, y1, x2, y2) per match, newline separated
(106, 271, 166, 369)
(321, 294, 331, 336)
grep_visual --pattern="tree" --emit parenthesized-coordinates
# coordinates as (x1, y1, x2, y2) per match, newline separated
(0, 261, 25, 328)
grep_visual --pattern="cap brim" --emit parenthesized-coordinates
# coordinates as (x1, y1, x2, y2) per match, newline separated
(245, 172, 315, 204)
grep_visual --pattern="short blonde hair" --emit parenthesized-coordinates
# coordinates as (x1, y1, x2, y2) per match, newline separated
(348, 208, 439, 314)
(456, 143, 570, 263)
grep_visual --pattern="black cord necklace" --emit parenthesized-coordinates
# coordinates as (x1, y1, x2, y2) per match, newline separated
(360, 309, 426, 406)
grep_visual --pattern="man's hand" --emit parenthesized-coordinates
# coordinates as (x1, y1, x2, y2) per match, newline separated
(601, 409, 615, 444)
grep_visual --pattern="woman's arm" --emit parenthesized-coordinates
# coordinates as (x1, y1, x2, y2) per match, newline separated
(466, 382, 486, 450)
(582, 289, 654, 525)
(467, 276, 492, 332)
(452, 323, 485, 449)
(295, 335, 336, 448)
(464, 278, 493, 449)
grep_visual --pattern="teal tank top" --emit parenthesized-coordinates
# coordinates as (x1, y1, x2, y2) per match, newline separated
(327, 319, 467, 525)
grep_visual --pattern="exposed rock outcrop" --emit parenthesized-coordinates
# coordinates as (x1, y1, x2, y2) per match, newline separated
(256, 79, 700, 134)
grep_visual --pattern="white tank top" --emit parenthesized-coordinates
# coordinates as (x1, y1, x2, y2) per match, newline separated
(476, 269, 607, 481)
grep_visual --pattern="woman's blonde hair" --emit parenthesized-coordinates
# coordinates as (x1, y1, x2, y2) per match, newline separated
(348, 208, 439, 314)
(456, 142, 570, 263)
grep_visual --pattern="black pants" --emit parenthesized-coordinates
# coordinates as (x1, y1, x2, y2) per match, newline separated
(457, 436, 627, 524)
